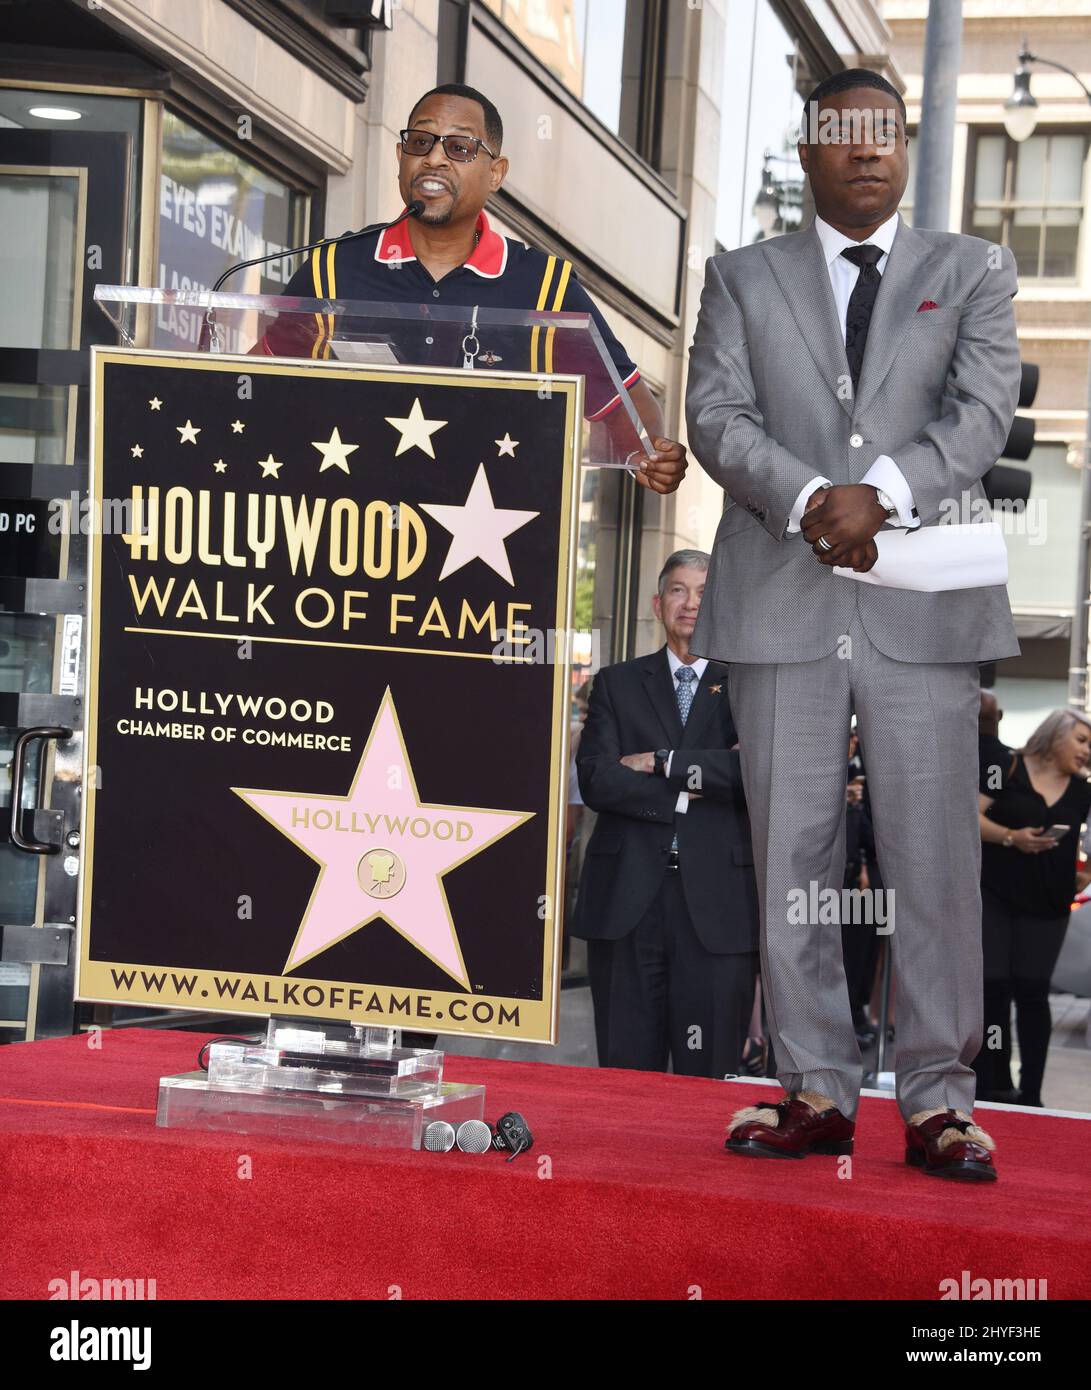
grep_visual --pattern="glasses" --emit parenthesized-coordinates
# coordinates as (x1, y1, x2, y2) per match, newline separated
(399, 129, 498, 163)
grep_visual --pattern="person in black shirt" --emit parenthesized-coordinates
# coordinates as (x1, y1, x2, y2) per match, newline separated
(978, 689, 1010, 792)
(976, 708, 1091, 1105)
(257, 83, 687, 495)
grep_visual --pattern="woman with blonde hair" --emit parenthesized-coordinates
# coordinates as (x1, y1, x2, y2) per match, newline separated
(976, 708, 1091, 1104)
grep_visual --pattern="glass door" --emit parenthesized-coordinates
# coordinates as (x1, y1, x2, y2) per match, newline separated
(0, 104, 137, 1040)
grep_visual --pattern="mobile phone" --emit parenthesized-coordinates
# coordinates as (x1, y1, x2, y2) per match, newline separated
(1044, 824, 1071, 843)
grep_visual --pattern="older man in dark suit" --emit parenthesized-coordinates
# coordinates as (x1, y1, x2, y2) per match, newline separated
(572, 549, 759, 1077)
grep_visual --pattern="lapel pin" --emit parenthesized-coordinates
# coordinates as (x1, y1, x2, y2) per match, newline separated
(709, 684, 722, 694)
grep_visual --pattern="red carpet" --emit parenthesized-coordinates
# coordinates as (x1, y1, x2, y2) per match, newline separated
(1, 1029, 1089, 1300)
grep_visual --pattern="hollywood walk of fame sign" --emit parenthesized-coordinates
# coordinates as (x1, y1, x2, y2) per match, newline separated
(77, 349, 582, 1042)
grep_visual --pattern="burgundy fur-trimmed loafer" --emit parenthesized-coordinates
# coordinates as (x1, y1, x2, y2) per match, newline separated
(905, 1109, 998, 1183)
(725, 1092, 855, 1159)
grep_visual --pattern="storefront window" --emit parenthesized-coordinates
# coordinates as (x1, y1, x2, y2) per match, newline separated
(0, 87, 144, 1035)
(565, 462, 637, 983)
(0, 164, 78, 464)
(483, 0, 654, 149)
(0, 89, 141, 460)
(155, 110, 309, 351)
(570, 461, 640, 704)
(572, 464, 609, 703)
(716, 0, 807, 250)
(0, 614, 55, 1022)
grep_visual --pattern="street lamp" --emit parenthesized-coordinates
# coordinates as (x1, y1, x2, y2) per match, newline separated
(1008, 43, 1091, 706)
(1003, 54, 1037, 143)
(1004, 38, 1091, 143)
(751, 151, 803, 241)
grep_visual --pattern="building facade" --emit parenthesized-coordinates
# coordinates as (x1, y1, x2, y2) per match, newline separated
(0, 0, 892, 1039)
(887, 0, 1091, 744)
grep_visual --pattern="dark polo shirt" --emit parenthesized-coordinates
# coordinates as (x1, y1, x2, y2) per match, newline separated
(260, 209, 639, 420)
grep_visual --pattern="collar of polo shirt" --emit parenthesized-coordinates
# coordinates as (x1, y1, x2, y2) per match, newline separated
(375, 208, 509, 279)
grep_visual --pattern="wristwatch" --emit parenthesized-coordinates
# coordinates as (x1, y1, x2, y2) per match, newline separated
(653, 749, 671, 778)
(874, 487, 898, 519)
(1002, 832, 1014, 848)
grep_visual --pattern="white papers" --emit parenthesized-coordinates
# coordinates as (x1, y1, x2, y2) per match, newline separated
(329, 338, 400, 366)
(832, 522, 1008, 592)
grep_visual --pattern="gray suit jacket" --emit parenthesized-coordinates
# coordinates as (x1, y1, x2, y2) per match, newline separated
(685, 219, 1021, 665)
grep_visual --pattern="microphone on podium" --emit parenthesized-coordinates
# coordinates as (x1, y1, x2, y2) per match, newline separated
(198, 201, 425, 352)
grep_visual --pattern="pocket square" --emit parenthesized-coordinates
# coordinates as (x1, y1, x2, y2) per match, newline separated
(917, 299, 940, 311)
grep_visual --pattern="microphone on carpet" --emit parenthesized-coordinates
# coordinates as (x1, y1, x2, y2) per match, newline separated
(423, 1121, 456, 1152)
(455, 1119, 494, 1154)
(198, 201, 425, 350)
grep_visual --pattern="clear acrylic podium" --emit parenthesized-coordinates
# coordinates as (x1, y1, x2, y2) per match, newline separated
(94, 282, 634, 1147)
(93, 284, 654, 470)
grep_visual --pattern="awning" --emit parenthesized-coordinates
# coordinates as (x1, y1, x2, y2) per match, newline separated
(1013, 611, 1072, 641)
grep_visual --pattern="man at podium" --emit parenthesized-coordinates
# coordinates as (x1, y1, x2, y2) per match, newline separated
(255, 82, 687, 494)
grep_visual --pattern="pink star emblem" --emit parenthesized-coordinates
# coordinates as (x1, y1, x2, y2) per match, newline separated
(233, 690, 532, 986)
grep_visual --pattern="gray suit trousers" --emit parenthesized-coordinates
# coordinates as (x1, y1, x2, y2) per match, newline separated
(727, 613, 983, 1121)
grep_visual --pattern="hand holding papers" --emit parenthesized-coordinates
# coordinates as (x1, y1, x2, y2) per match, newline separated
(832, 522, 1008, 592)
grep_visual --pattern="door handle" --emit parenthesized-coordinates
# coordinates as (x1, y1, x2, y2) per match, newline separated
(9, 725, 72, 854)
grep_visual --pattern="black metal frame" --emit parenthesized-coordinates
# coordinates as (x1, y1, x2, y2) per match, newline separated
(0, 126, 132, 1040)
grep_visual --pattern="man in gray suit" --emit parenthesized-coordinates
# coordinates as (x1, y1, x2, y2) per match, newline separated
(686, 69, 1020, 1181)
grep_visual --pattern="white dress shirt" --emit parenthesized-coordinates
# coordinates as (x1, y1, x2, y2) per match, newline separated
(786, 211, 918, 534)
(664, 647, 707, 814)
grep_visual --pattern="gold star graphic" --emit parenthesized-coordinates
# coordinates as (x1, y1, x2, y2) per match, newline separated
(495, 433, 519, 457)
(148, 397, 162, 411)
(258, 454, 283, 478)
(312, 426, 360, 474)
(130, 444, 144, 458)
(231, 420, 245, 434)
(176, 419, 200, 444)
(385, 397, 447, 459)
(213, 459, 227, 474)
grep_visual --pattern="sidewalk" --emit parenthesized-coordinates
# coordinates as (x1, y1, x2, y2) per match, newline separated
(1027, 993, 1091, 1112)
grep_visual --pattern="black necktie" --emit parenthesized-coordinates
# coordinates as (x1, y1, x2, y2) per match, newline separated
(840, 243, 884, 391)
